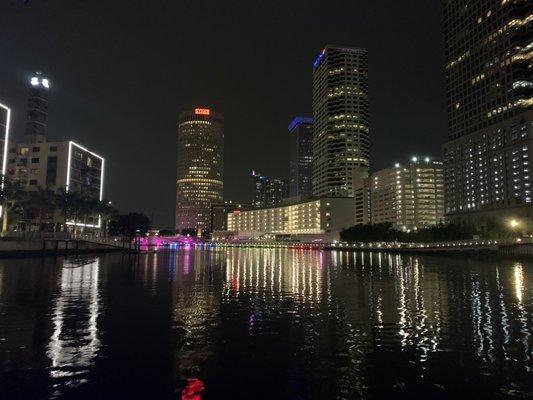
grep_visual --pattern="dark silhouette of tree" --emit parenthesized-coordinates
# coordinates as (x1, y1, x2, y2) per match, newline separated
(109, 213, 151, 238)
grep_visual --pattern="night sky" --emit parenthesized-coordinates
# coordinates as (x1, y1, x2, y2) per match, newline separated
(0, 1, 447, 228)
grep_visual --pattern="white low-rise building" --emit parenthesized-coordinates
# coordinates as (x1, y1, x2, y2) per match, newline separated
(226, 197, 355, 242)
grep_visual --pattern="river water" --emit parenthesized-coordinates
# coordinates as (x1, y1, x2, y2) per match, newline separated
(0, 248, 531, 399)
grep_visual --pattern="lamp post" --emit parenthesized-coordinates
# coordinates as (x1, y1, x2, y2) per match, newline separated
(508, 219, 521, 241)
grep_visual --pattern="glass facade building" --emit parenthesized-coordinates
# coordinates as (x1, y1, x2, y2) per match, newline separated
(289, 117, 313, 198)
(251, 171, 287, 208)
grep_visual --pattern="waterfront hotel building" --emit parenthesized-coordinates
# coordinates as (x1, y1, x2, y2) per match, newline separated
(176, 108, 224, 234)
(225, 197, 356, 242)
(312, 45, 370, 197)
(442, 0, 532, 229)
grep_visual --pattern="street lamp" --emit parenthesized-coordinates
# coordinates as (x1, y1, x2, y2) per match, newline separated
(509, 219, 520, 229)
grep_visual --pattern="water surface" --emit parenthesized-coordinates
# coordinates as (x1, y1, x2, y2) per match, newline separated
(0, 248, 532, 399)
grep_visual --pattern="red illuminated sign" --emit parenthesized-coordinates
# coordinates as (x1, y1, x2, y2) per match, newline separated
(194, 108, 210, 116)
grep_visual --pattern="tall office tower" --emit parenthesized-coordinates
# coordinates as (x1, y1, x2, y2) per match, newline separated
(442, 0, 533, 229)
(175, 108, 224, 234)
(25, 72, 50, 143)
(288, 117, 313, 198)
(251, 171, 287, 208)
(312, 45, 370, 197)
(370, 158, 444, 231)
(0, 101, 11, 179)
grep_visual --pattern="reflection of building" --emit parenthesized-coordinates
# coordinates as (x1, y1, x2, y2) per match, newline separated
(368, 158, 444, 230)
(7, 140, 105, 229)
(176, 108, 224, 233)
(251, 171, 287, 208)
(312, 45, 370, 197)
(227, 197, 355, 241)
(289, 117, 313, 198)
(47, 258, 100, 393)
(25, 72, 50, 143)
(210, 200, 250, 232)
(442, 1, 532, 228)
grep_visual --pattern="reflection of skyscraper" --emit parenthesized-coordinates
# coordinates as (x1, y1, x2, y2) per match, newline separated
(289, 117, 313, 198)
(312, 45, 370, 197)
(25, 72, 50, 143)
(176, 108, 224, 233)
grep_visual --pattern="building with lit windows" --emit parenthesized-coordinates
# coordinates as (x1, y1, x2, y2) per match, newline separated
(7, 140, 105, 230)
(356, 158, 444, 231)
(312, 45, 370, 197)
(25, 72, 50, 143)
(251, 170, 287, 208)
(289, 117, 313, 198)
(442, 0, 532, 228)
(176, 108, 224, 233)
(225, 197, 355, 242)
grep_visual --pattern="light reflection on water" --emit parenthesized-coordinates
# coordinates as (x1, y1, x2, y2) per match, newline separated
(47, 258, 100, 396)
(0, 249, 531, 399)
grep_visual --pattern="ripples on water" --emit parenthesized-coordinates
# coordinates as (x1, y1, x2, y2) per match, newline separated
(0, 249, 531, 399)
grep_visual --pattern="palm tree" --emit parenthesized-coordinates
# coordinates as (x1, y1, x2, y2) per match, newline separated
(55, 188, 79, 234)
(95, 199, 117, 237)
(0, 179, 27, 233)
(84, 196, 100, 235)
(26, 186, 57, 232)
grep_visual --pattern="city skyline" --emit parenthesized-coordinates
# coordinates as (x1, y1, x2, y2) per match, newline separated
(0, 1, 447, 227)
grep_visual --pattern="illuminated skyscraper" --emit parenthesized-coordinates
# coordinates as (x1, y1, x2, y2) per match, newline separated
(176, 108, 224, 233)
(442, 0, 532, 228)
(288, 117, 313, 198)
(312, 45, 369, 197)
(25, 72, 50, 143)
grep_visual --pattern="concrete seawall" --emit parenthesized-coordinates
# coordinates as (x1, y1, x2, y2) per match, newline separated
(0, 239, 125, 258)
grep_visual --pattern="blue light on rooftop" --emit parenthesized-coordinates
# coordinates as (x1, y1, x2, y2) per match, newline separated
(288, 117, 313, 132)
(313, 48, 326, 69)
